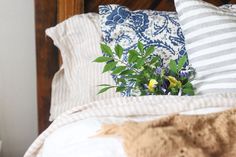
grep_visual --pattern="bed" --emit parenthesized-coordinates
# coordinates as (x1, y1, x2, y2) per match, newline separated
(36, 0, 180, 134)
(30, 0, 236, 157)
(35, 0, 236, 134)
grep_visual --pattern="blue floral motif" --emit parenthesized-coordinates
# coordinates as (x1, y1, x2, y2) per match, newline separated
(105, 6, 131, 25)
(99, 5, 188, 96)
(130, 12, 149, 32)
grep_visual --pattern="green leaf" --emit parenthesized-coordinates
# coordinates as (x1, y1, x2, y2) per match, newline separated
(178, 55, 187, 71)
(128, 50, 139, 56)
(93, 56, 113, 62)
(116, 78, 126, 84)
(115, 44, 123, 59)
(128, 50, 138, 63)
(137, 41, 144, 53)
(183, 88, 194, 95)
(100, 43, 113, 56)
(169, 59, 178, 74)
(142, 69, 151, 78)
(171, 87, 179, 95)
(112, 66, 126, 74)
(144, 46, 155, 57)
(149, 57, 159, 65)
(136, 58, 145, 68)
(116, 86, 126, 92)
(120, 70, 134, 75)
(98, 86, 114, 94)
(102, 61, 117, 73)
(98, 84, 111, 87)
(182, 81, 195, 95)
(125, 75, 139, 79)
(129, 55, 138, 63)
(183, 82, 193, 88)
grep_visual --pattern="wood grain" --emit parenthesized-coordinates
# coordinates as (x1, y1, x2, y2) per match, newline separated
(36, 0, 236, 133)
(84, 0, 236, 12)
(58, 0, 84, 22)
(35, 0, 59, 134)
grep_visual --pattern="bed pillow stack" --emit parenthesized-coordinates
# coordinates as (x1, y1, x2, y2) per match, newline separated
(47, 6, 190, 119)
(47, 1, 236, 120)
(174, 0, 236, 94)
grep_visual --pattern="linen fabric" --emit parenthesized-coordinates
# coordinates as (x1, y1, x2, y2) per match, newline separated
(24, 93, 236, 157)
(46, 13, 120, 120)
(175, 0, 236, 94)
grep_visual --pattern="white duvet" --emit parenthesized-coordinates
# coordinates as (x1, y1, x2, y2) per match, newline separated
(42, 108, 230, 157)
(25, 93, 236, 157)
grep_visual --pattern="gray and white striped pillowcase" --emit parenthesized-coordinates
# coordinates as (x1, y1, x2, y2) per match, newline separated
(175, 0, 236, 94)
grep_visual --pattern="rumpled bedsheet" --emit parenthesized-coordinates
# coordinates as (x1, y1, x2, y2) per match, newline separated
(24, 93, 236, 157)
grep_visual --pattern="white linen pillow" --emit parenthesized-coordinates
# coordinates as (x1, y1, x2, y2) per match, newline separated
(174, 0, 236, 94)
(47, 13, 120, 120)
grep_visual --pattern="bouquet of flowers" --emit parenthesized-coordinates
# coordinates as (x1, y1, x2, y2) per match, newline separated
(94, 41, 195, 96)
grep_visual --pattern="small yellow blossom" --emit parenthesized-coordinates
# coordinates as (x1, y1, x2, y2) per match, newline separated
(148, 79, 158, 92)
(167, 76, 182, 88)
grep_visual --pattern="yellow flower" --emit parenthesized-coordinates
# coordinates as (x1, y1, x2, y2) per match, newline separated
(167, 76, 182, 88)
(148, 79, 158, 92)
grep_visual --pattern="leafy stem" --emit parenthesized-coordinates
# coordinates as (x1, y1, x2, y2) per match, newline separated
(113, 57, 141, 74)
(94, 42, 195, 96)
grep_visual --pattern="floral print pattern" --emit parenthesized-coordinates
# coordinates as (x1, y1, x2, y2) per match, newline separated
(99, 5, 188, 96)
(99, 5, 187, 64)
(105, 6, 131, 25)
(98, 4, 236, 96)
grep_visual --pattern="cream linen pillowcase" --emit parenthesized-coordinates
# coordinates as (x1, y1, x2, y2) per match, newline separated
(46, 13, 120, 120)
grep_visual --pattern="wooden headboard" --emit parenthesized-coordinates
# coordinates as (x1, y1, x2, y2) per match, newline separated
(35, 0, 236, 134)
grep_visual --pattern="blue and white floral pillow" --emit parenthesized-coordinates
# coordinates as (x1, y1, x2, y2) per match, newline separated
(99, 5, 187, 96)
(99, 5, 187, 65)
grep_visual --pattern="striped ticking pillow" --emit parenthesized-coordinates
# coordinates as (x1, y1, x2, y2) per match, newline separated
(46, 13, 121, 120)
(174, 0, 236, 94)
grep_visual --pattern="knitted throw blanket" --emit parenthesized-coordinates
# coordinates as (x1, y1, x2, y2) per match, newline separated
(98, 108, 236, 157)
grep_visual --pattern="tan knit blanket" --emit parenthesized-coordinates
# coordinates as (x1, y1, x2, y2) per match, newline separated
(98, 109, 236, 157)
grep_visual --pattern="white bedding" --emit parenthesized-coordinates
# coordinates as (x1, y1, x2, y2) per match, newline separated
(25, 93, 236, 157)
(41, 107, 230, 157)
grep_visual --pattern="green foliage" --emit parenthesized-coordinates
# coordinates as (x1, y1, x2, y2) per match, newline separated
(102, 61, 117, 73)
(98, 86, 114, 94)
(94, 41, 195, 96)
(169, 60, 178, 74)
(178, 55, 187, 71)
(93, 56, 113, 62)
(137, 41, 144, 54)
(128, 50, 139, 63)
(100, 43, 113, 56)
(115, 44, 123, 59)
(112, 66, 126, 74)
(144, 45, 155, 58)
(116, 86, 126, 92)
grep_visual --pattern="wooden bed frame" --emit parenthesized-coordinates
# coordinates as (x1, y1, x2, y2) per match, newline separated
(35, 0, 236, 134)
